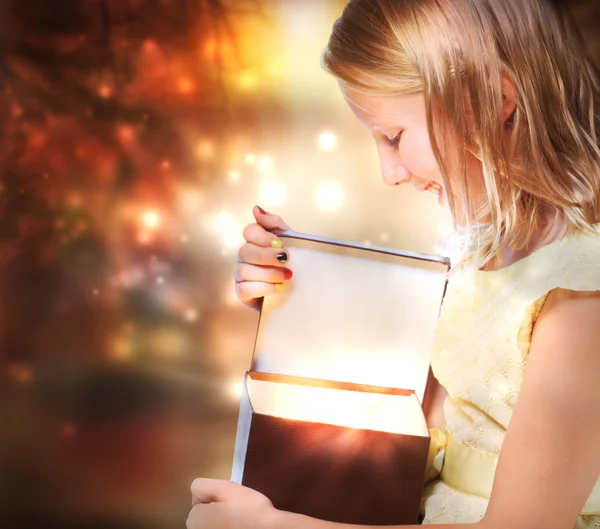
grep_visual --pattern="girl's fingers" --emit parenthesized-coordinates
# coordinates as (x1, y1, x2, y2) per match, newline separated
(252, 206, 291, 233)
(237, 242, 290, 267)
(235, 281, 287, 307)
(234, 263, 293, 284)
(242, 223, 284, 249)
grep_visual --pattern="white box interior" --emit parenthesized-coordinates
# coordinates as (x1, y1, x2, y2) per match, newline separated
(252, 232, 448, 402)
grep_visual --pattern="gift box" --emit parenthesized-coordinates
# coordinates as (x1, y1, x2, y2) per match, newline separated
(232, 230, 449, 526)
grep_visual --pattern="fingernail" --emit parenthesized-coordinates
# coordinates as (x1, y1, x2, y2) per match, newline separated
(271, 239, 283, 249)
(276, 252, 288, 263)
(257, 206, 267, 215)
(275, 283, 284, 292)
(283, 269, 293, 280)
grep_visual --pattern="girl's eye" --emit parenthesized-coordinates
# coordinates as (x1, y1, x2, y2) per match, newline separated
(388, 131, 403, 148)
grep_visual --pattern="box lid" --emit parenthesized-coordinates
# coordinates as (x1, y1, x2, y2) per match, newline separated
(251, 230, 449, 402)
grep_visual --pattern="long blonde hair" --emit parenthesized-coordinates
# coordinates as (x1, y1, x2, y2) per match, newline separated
(322, 0, 600, 268)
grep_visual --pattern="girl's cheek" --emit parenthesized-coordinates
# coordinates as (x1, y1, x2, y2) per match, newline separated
(400, 135, 442, 181)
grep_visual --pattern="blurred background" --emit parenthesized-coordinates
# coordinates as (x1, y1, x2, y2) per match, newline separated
(0, 1, 598, 528)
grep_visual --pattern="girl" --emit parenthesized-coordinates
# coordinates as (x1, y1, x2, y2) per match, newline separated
(188, 0, 600, 527)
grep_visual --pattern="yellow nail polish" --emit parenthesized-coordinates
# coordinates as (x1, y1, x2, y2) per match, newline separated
(271, 239, 283, 249)
(275, 283, 284, 292)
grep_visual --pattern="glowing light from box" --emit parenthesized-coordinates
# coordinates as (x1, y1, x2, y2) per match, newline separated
(314, 182, 343, 211)
(259, 181, 287, 207)
(245, 153, 256, 166)
(248, 378, 428, 436)
(317, 131, 337, 151)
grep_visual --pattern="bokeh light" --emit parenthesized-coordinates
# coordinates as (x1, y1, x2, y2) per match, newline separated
(314, 182, 344, 212)
(317, 131, 337, 151)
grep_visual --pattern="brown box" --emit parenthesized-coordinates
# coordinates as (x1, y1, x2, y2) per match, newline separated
(232, 231, 449, 525)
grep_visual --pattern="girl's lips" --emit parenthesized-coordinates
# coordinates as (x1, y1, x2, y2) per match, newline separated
(424, 182, 442, 195)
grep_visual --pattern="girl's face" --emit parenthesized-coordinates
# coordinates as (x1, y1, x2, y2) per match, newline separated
(342, 87, 486, 213)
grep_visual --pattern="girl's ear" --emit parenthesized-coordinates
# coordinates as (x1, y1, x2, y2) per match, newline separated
(501, 74, 517, 122)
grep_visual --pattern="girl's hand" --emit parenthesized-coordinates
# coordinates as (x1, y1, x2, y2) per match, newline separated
(187, 478, 280, 529)
(235, 206, 293, 311)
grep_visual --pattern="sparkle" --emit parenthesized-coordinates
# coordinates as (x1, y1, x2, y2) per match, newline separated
(178, 77, 195, 94)
(142, 210, 160, 229)
(98, 85, 112, 98)
(184, 307, 198, 322)
(117, 125, 135, 143)
(317, 131, 337, 151)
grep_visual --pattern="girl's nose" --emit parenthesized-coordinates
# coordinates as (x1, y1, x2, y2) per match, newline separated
(381, 163, 411, 187)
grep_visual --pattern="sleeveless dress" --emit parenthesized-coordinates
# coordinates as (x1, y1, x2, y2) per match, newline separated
(420, 226, 600, 527)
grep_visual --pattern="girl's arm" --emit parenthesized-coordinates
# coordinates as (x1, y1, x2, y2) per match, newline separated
(188, 289, 600, 529)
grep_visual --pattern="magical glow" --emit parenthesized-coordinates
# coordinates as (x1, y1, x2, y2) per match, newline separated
(314, 182, 343, 211)
(248, 377, 428, 436)
(317, 131, 337, 151)
(142, 210, 161, 229)
(259, 180, 287, 207)
(245, 153, 256, 165)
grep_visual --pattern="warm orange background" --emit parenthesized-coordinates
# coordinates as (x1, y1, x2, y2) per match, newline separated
(0, 1, 598, 527)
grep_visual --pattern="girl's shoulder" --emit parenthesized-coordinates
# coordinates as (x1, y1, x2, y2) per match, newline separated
(448, 224, 600, 306)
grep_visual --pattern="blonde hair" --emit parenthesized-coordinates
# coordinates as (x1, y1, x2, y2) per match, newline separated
(322, 0, 600, 269)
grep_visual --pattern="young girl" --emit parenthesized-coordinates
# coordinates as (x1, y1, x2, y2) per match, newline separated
(187, 0, 600, 527)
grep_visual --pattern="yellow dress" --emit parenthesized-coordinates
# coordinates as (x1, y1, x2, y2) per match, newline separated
(421, 227, 600, 527)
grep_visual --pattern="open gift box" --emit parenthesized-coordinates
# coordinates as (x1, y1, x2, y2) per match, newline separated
(232, 230, 449, 526)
